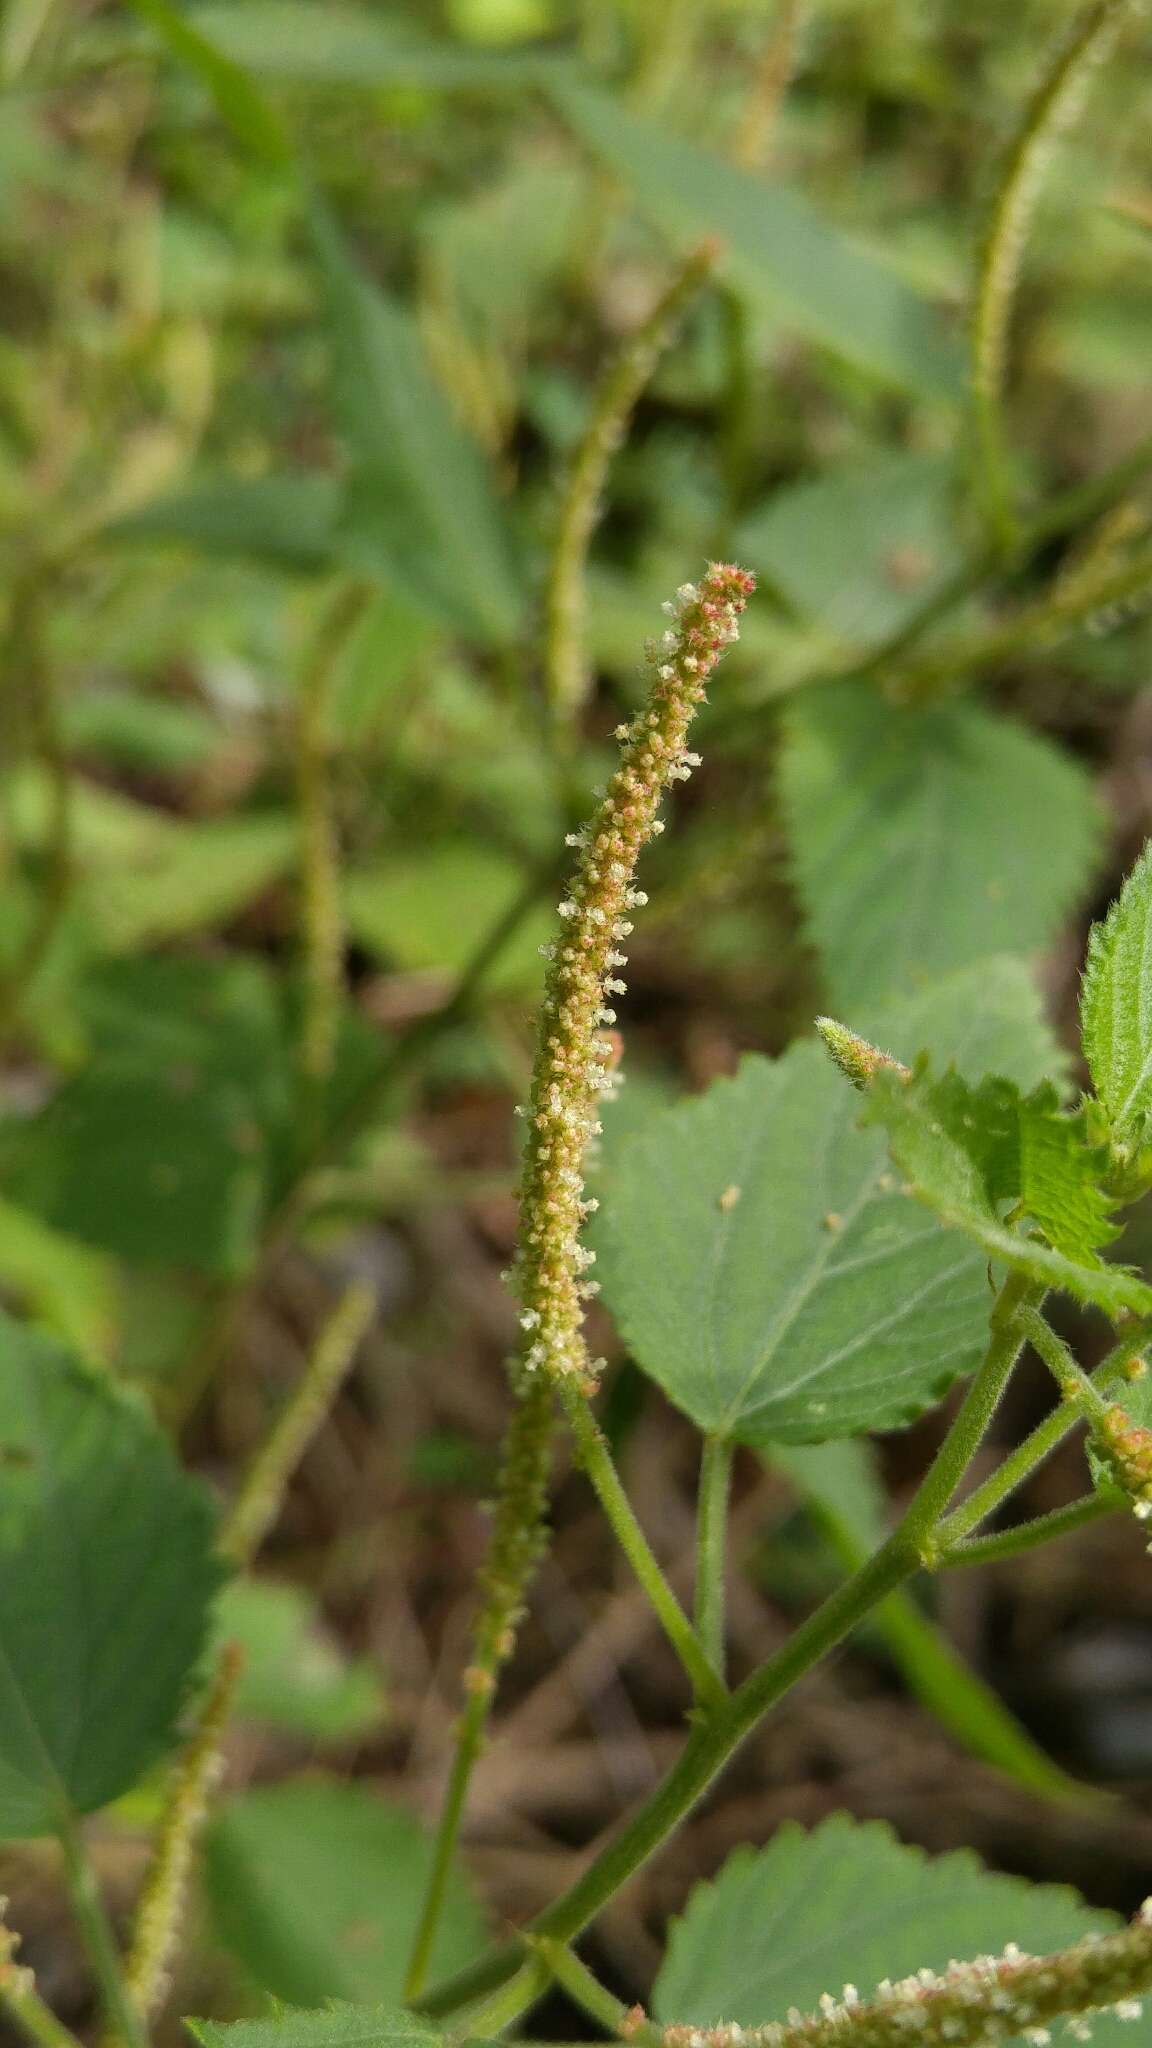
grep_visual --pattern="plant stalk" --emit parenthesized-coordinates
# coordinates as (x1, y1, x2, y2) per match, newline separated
(562, 1386, 725, 1706)
(694, 1434, 732, 1677)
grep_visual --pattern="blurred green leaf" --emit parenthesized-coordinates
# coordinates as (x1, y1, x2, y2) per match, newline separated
(1, 1059, 267, 1276)
(737, 452, 962, 648)
(652, 1816, 1121, 2032)
(0, 1200, 118, 1360)
(545, 77, 962, 398)
(594, 961, 1061, 1446)
(308, 202, 524, 645)
(345, 843, 551, 994)
(126, 0, 292, 165)
(205, 1779, 486, 2004)
(779, 684, 1101, 1010)
(215, 1579, 386, 1744)
(110, 474, 340, 572)
(92, 813, 298, 952)
(62, 688, 218, 775)
(189, 3, 555, 86)
(0, 1313, 222, 1837)
(0, 953, 304, 1275)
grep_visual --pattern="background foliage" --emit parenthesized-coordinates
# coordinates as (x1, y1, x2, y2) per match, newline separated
(5, 0, 1152, 2039)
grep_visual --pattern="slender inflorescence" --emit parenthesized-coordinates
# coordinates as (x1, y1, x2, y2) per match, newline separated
(123, 1646, 242, 2022)
(219, 1278, 375, 1567)
(543, 247, 718, 728)
(969, 0, 1137, 545)
(657, 1901, 1152, 2046)
(406, 566, 754, 1999)
(515, 563, 755, 1391)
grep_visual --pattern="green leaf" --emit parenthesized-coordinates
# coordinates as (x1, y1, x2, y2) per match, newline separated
(0, 1313, 222, 1837)
(187, 4, 554, 86)
(1081, 840, 1152, 1148)
(1, 955, 294, 1277)
(125, 0, 291, 165)
(92, 814, 298, 953)
(933, 1073, 1118, 1264)
(865, 1064, 1151, 1317)
(771, 1441, 1093, 1804)
(344, 843, 552, 995)
(736, 452, 963, 650)
(308, 202, 523, 646)
(110, 474, 340, 571)
(204, 1780, 487, 2006)
(0, 1200, 118, 1361)
(191, 2012, 439, 2048)
(544, 76, 961, 399)
(1, 1059, 266, 1275)
(779, 682, 1101, 1010)
(652, 1815, 1122, 2038)
(214, 1580, 386, 1745)
(593, 959, 1062, 1445)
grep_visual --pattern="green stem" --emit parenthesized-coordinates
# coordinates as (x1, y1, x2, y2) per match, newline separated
(57, 1816, 148, 2048)
(423, 1528, 917, 2029)
(294, 578, 371, 1136)
(420, 1275, 1038, 2030)
(939, 1491, 1117, 1568)
(937, 1320, 1151, 1548)
(968, 0, 1134, 553)
(527, 1937, 658, 2041)
(894, 536, 1152, 700)
(404, 1375, 555, 2003)
(694, 1435, 732, 1677)
(0, 1985, 82, 2048)
(218, 1281, 375, 1567)
(562, 1387, 725, 1708)
(905, 1273, 1039, 1559)
(1014, 1305, 1112, 1424)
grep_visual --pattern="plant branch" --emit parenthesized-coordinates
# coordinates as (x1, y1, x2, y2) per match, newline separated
(938, 1491, 1116, 1568)
(694, 1435, 732, 1678)
(562, 1387, 725, 1706)
(937, 1319, 1152, 1546)
(219, 1279, 375, 1566)
(57, 1814, 147, 2048)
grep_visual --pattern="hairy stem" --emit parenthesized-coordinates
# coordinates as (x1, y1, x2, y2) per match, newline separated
(939, 1491, 1116, 1567)
(562, 1386, 725, 1706)
(122, 1647, 241, 2021)
(57, 1815, 147, 2048)
(938, 1319, 1151, 1546)
(694, 1435, 732, 1677)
